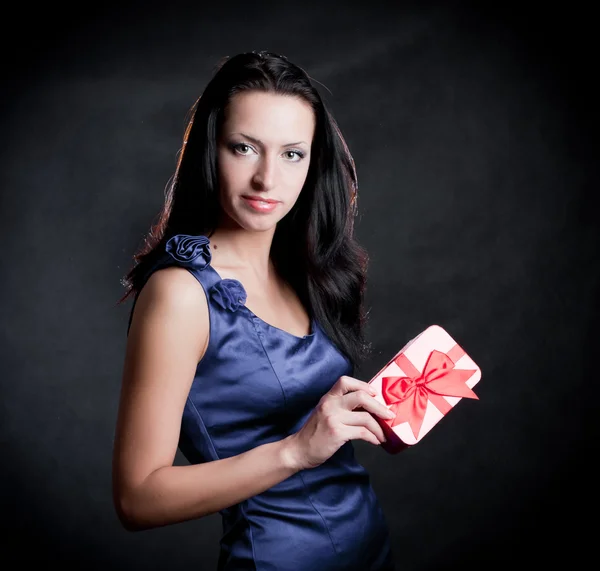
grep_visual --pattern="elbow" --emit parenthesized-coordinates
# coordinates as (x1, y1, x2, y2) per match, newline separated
(113, 488, 150, 533)
(116, 511, 144, 533)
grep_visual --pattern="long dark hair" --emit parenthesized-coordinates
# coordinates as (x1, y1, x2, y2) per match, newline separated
(118, 50, 371, 368)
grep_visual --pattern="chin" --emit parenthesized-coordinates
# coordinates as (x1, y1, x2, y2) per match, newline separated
(223, 212, 280, 234)
(245, 217, 282, 233)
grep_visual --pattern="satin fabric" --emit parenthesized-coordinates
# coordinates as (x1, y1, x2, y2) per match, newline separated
(128, 234, 395, 571)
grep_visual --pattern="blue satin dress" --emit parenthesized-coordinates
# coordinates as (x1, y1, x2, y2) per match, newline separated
(127, 234, 395, 571)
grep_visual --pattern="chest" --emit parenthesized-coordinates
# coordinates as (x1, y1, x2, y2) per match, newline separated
(212, 266, 312, 338)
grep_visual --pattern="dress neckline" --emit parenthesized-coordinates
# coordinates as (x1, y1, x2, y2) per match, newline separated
(204, 254, 317, 341)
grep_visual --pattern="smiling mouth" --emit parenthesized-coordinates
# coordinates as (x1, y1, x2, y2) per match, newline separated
(242, 196, 280, 212)
(242, 196, 279, 204)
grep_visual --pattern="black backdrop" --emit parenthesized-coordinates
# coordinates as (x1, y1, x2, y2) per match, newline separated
(2, 1, 597, 568)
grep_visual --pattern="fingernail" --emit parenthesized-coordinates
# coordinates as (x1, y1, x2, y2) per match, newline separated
(385, 409, 395, 418)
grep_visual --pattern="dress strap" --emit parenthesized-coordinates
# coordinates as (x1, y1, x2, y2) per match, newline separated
(126, 234, 222, 335)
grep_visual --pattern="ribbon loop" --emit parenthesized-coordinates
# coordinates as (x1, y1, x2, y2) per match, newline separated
(381, 347, 478, 439)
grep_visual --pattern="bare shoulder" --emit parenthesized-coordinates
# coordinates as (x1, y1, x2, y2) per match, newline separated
(130, 266, 210, 365)
(137, 265, 208, 318)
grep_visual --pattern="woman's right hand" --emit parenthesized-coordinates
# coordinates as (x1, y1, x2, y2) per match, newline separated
(285, 375, 396, 471)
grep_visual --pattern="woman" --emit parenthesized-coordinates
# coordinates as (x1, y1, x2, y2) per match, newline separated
(113, 50, 397, 570)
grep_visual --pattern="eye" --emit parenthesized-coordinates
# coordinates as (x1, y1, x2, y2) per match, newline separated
(231, 143, 255, 156)
(284, 149, 305, 162)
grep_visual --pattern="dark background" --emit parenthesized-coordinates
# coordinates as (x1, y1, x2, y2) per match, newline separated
(2, 1, 597, 568)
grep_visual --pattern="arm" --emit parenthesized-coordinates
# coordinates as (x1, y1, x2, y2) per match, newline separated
(112, 267, 300, 532)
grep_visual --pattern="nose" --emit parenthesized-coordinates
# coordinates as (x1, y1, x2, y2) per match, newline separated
(252, 154, 276, 191)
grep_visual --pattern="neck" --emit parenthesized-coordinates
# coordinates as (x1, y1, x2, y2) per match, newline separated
(208, 226, 277, 281)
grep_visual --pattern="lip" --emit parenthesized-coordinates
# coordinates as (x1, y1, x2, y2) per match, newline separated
(242, 196, 280, 213)
(242, 195, 280, 204)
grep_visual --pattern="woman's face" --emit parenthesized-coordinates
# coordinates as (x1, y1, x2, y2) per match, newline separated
(216, 90, 315, 233)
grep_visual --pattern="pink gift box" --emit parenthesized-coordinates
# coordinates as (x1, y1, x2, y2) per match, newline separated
(368, 324, 482, 454)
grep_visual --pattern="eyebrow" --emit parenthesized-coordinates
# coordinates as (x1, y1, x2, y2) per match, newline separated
(231, 132, 309, 147)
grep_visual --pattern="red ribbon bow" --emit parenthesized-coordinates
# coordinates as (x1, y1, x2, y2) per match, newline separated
(381, 346, 479, 439)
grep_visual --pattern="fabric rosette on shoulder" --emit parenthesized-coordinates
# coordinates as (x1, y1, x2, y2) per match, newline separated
(209, 279, 247, 312)
(165, 234, 211, 269)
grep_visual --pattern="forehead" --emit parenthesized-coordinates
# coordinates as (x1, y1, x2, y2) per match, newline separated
(221, 91, 315, 139)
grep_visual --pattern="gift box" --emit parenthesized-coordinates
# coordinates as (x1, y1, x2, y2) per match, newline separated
(368, 324, 481, 454)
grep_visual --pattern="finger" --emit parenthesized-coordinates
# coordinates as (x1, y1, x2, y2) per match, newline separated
(343, 390, 395, 420)
(329, 375, 377, 397)
(347, 424, 382, 446)
(340, 410, 387, 443)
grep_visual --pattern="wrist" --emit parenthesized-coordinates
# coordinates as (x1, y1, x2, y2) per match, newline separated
(280, 434, 303, 473)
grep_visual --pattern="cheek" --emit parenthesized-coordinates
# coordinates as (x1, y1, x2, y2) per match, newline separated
(290, 163, 310, 195)
(217, 155, 240, 195)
